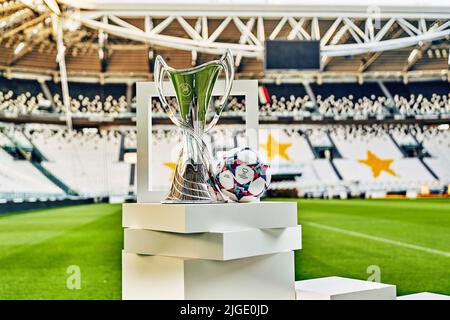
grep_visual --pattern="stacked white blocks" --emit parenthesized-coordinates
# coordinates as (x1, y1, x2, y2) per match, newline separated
(295, 276, 397, 300)
(122, 201, 301, 300)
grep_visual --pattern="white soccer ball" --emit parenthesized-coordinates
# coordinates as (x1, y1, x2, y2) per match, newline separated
(214, 147, 271, 202)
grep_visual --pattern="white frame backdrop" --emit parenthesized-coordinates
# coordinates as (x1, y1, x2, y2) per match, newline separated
(136, 80, 259, 203)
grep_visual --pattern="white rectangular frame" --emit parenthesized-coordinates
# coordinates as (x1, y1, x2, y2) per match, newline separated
(136, 80, 259, 203)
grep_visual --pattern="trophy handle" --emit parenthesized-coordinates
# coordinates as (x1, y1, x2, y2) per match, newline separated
(204, 49, 234, 133)
(154, 55, 184, 128)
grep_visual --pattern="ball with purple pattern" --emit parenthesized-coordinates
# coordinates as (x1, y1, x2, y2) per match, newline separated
(214, 147, 271, 202)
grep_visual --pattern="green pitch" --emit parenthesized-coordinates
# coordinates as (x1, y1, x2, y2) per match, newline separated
(0, 204, 122, 299)
(286, 198, 450, 296)
(0, 199, 449, 299)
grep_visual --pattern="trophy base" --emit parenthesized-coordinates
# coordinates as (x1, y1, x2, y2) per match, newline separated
(163, 159, 225, 204)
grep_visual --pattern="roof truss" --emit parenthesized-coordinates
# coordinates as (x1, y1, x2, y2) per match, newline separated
(70, 12, 450, 63)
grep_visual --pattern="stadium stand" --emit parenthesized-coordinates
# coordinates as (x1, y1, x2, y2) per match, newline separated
(385, 81, 450, 99)
(0, 120, 448, 201)
(52, 93, 129, 116)
(419, 127, 450, 181)
(331, 126, 403, 159)
(267, 124, 449, 198)
(1, 79, 449, 119)
(310, 82, 384, 99)
(28, 128, 132, 197)
(0, 129, 63, 199)
(0, 74, 448, 201)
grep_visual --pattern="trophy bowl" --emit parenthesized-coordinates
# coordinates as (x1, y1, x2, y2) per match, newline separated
(154, 49, 234, 203)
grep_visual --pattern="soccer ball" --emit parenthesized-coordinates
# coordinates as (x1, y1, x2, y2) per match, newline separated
(214, 147, 271, 202)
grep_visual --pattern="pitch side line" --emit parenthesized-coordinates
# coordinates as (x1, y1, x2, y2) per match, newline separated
(305, 222, 450, 258)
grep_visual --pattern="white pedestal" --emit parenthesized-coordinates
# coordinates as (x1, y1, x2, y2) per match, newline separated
(123, 202, 297, 233)
(398, 292, 450, 300)
(122, 201, 300, 300)
(124, 226, 301, 260)
(295, 276, 396, 300)
(122, 251, 296, 300)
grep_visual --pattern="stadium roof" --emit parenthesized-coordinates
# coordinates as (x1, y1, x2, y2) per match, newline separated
(0, 0, 449, 84)
(57, 0, 450, 12)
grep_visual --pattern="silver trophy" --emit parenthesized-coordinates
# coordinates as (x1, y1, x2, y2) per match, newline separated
(154, 49, 234, 203)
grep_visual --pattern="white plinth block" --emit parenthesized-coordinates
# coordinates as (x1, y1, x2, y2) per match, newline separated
(295, 276, 396, 300)
(398, 292, 450, 300)
(124, 226, 301, 260)
(122, 202, 297, 233)
(122, 251, 296, 300)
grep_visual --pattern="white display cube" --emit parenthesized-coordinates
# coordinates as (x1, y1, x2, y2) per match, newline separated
(295, 276, 396, 300)
(124, 226, 301, 260)
(398, 292, 450, 300)
(122, 251, 296, 300)
(122, 202, 297, 233)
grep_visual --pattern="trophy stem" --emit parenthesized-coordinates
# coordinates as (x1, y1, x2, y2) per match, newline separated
(163, 129, 220, 203)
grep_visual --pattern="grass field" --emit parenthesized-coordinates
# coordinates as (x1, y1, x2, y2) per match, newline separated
(0, 199, 449, 299)
(286, 198, 450, 296)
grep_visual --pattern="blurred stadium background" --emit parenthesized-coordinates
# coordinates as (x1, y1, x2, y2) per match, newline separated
(0, 0, 449, 299)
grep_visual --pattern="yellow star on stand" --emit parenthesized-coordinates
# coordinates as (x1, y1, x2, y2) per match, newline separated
(163, 162, 177, 181)
(260, 133, 292, 161)
(358, 151, 397, 178)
